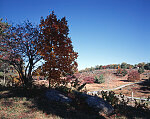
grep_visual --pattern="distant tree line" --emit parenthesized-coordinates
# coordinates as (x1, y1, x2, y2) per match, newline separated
(79, 62, 150, 73)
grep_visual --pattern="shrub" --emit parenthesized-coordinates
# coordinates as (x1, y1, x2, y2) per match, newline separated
(122, 69, 128, 76)
(144, 63, 150, 70)
(138, 67, 144, 74)
(101, 91, 119, 106)
(70, 78, 86, 91)
(116, 68, 127, 76)
(121, 62, 127, 69)
(116, 68, 122, 76)
(94, 74, 105, 84)
(101, 91, 149, 113)
(83, 76, 95, 84)
(57, 78, 86, 94)
(127, 71, 140, 82)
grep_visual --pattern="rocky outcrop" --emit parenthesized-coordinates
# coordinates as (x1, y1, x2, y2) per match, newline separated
(45, 89, 72, 103)
(75, 92, 114, 115)
(45, 89, 114, 115)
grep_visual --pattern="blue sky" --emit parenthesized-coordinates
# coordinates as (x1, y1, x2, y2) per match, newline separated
(1, 0, 150, 70)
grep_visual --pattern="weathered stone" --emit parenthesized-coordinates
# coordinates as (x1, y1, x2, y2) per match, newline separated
(45, 89, 72, 103)
(46, 89, 114, 115)
(76, 92, 114, 115)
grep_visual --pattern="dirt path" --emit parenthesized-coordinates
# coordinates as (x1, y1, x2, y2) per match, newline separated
(87, 81, 143, 94)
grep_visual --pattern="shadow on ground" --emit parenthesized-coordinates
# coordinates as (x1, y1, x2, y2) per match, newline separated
(116, 105, 150, 119)
(119, 80, 129, 82)
(138, 79, 150, 94)
(0, 87, 105, 119)
(0, 86, 150, 119)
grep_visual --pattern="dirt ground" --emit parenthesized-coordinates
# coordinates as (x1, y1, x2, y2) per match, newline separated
(113, 82, 150, 98)
(85, 74, 132, 91)
(86, 70, 150, 92)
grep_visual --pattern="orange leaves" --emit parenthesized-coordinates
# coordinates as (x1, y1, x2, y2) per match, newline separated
(37, 12, 78, 88)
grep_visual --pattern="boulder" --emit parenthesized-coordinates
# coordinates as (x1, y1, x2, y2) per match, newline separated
(45, 89, 114, 115)
(45, 89, 72, 103)
(76, 92, 114, 115)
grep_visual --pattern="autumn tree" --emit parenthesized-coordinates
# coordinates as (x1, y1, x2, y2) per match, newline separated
(0, 21, 43, 87)
(0, 19, 12, 86)
(37, 12, 78, 88)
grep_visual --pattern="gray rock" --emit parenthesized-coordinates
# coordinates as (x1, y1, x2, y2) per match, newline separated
(45, 89, 72, 103)
(76, 92, 114, 115)
(46, 89, 113, 115)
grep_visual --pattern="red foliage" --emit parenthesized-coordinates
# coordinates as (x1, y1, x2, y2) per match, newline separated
(66, 73, 81, 82)
(102, 66, 106, 69)
(37, 11, 78, 87)
(127, 71, 140, 82)
(83, 76, 95, 84)
(73, 73, 81, 79)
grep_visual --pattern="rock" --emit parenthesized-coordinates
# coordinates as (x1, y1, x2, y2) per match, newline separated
(45, 89, 72, 103)
(45, 89, 114, 115)
(76, 92, 114, 115)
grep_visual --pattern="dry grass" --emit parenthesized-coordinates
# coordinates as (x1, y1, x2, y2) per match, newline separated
(86, 72, 130, 91)
(0, 89, 62, 119)
(0, 97, 62, 119)
(0, 88, 105, 119)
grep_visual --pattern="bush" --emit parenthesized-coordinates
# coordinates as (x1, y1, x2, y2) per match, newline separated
(83, 76, 95, 84)
(116, 68, 127, 76)
(101, 91, 119, 106)
(128, 71, 140, 82)
(144, 63, 150, 70)
(122, 69, 128, 76)
(116, 68, 122, 75)
(94, 74, 105, 84)
(121, 62, 127, 69)
(70, 78, 86, 91)
(138, 67, 144, 74)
